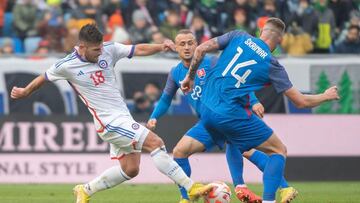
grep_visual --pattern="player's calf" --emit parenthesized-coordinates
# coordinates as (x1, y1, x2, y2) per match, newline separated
(143, 131, 211, 199)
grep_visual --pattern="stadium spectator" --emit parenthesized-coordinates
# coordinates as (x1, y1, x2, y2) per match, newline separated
(313, 0, 336, 53)
(128, 9, 153, 44)
(294, 0, 319, 41)
(124, 0, 159, 28)
(151, 31, 165, 44)
(132, 91, 153, 114)
(226, 7, 252, 34)
(12, 0, 39, 40)
(166, 0, 192, 27)
(37, 0, 65, 52)
(144, 82, 161, 106)
(328, 0, 355, 30)
(103, 9, 130, 44)
(70, 0, 104, 32)
(260, 0, 279, 18)
(0, 37, 14, 54)
(334, 25, 360, 54)
(102, 0, 122, 18)
(159, 9, 182, 40)
(335, 11, 360, 46)
(35, 39, 50, 55)
(281, 22, 314, 56)
(189, 15, 211, 44)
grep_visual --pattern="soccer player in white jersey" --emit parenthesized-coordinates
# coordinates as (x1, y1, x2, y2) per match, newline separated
(10, 24, 213, 203)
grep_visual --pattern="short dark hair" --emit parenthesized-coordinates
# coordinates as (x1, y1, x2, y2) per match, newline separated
(79, 24, 103, 44)
(265, 17, 286, 33)
(349, 25, 360, 32)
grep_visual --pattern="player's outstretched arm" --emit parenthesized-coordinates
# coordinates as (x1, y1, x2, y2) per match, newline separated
(284, 86, 339, 108)
(133, 39, 175, 56)
(11, 75, 46, 99)
(181, 38, 220, 93)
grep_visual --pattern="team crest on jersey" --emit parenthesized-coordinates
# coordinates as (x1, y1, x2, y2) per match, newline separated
(132, 123, 140, 130)
(98, 60, 108, 69)
(197, 68, 206, 79)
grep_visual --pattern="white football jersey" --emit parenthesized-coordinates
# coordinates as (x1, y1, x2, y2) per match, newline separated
(45, 42, 135, 132)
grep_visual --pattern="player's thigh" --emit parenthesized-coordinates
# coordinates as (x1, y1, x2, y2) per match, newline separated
(173, 135, 206, 158)
(255, 133, 287, 156)
(100, 117, 151, 157)
(119, 152, 141, 177)
(141, 130, 165, 153)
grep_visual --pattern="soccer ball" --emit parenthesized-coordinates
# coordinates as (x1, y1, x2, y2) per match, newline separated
(204, 181, 231, 203)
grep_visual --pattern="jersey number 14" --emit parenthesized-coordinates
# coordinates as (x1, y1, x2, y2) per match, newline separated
(222, 47, 257, 88)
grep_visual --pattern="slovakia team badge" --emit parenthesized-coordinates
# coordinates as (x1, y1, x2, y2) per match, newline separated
(197, 68, 206, 79)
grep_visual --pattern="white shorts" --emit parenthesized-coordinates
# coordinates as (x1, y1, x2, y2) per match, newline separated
(98, 116, 150, 160)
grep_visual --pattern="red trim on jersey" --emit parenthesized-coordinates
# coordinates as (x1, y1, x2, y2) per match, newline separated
(111, 154, 125, 160)
(263, 82, 271, 88)
(68, 82, 105, 133)
(244, 94, 252, 117)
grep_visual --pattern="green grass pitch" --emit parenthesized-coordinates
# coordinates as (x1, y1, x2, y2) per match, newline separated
(0, 182, 360, 203)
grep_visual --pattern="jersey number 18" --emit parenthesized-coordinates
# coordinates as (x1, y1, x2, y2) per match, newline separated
(222, 47, 257, 88)
(90, 71, 105, 86)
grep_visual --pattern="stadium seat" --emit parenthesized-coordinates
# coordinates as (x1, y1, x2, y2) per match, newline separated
(24, 37, 42, 53)
(12, 37, 24, 53)
(3, 12, 14, 37)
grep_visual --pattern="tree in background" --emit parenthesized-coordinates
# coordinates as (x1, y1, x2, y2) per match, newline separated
(315, 71, 332, 113)
(338, 70, 354, 113)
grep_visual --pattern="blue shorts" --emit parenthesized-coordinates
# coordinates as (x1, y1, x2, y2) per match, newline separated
(185, 121, 225, 151)
(200, 105, 273, 153)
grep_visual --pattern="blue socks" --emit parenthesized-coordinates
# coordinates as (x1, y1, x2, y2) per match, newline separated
(249, 150, 289, 188)
(174, 158, 191, 200)
(262, 154, 286, 201)
(226, 144, 245, 186)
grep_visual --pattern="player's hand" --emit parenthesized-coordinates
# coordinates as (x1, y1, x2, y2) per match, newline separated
(324, 86, 340, 101)
(252, 103, 265, 118)
(162, 39, 175, 52)
(180, 74, 194, 94)
(146, 119, 157, 131)
(11, 86, 29, 99)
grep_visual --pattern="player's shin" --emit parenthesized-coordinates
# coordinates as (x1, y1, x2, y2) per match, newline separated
(263, 154, 286, 201)
(174, 158, 192, 199)
(151, 146, 194, 190)
(225, 144, 245, 186)
(84, 166, 131, 196)
(249, 150, 289, 188)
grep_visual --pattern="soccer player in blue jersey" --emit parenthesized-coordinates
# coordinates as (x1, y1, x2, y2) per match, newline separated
(180, 18, 339, 203)
(147, 29, 297, 203)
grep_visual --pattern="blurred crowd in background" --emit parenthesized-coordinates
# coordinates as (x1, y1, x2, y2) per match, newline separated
(0, 0, 360, 56)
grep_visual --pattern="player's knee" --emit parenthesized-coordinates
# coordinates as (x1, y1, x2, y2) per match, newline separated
(275, 144, 287, 157)
(123, 165, 139, 178)
(281, 145, 287, 157)
(242, 150, 252, 159)
(143, 132, 165, 152)
(173, 146, 189, 158)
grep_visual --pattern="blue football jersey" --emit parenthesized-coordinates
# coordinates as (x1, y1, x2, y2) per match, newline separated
(164, 55, 217, 116)
(201, 30, 293, 119)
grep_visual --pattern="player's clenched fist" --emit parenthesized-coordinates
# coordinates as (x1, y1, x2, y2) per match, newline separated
(180, 75, 194, 94)
(11, 86, 29, 99)
(324, 86, 340, 101)
(146, 119, 157, 131)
